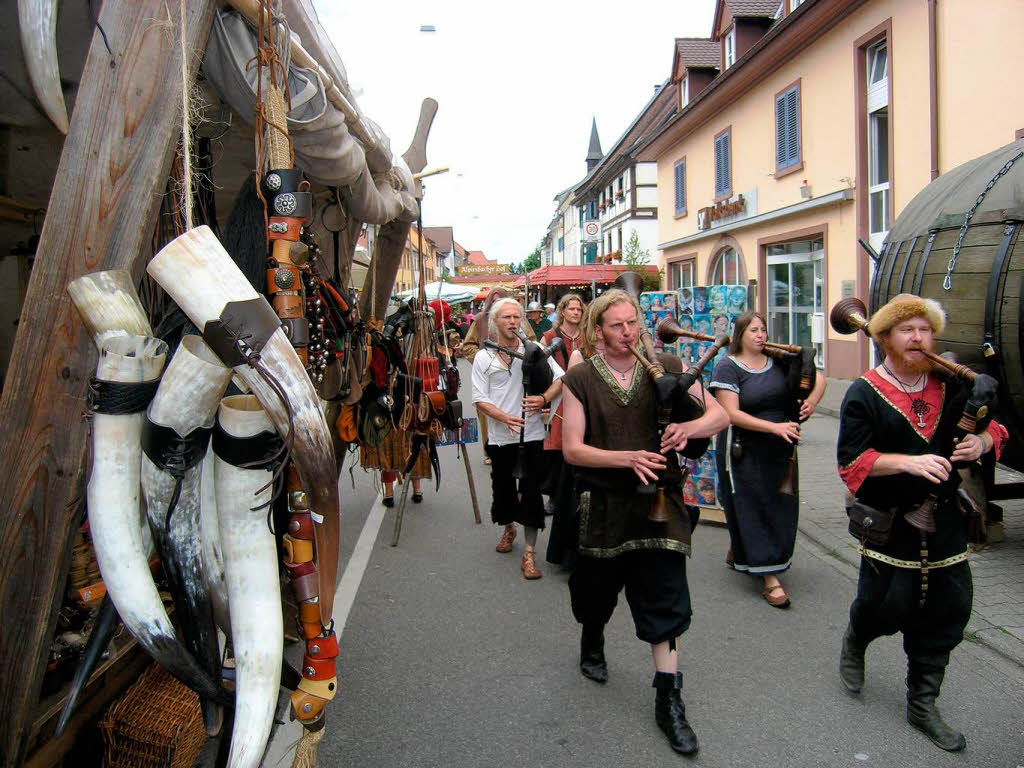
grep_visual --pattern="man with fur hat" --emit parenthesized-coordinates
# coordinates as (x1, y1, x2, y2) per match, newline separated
(836, 293, 1007, 752)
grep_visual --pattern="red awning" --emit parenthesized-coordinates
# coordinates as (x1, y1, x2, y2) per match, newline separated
(513, 264, 658, 288)
(473, 290, 488, 301)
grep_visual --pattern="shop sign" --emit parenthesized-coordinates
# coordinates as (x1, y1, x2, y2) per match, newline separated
(697, 194, 746, 231)
(458, 263, 510, 276)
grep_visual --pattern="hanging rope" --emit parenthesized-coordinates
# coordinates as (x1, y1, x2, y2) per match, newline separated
(178, 0, 194, 231)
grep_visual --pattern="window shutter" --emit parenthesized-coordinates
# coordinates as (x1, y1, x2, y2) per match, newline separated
(775, 93, 787, 168)
(714, 136, 724, 196)
(785, 88, 799, 164)
(674, 161, 686, 213)
(715, 133, 731, 196)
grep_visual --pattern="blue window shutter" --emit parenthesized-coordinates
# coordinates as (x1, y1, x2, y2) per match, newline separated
(786, 88, 799, 164)
(674, 161, 686, 213)
(715, 133, 730, 196)
(723, 133, 730, 194)
(775, 93, 787, 168)
(714, 137, 723, 196)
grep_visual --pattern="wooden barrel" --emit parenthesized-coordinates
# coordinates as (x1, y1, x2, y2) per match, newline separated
(872, 139, 1024, 471)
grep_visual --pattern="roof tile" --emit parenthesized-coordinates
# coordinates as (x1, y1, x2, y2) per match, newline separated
(675, 38, 721, 69)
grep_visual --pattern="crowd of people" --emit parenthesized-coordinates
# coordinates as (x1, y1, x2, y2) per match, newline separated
(457, 286, 1005, 758)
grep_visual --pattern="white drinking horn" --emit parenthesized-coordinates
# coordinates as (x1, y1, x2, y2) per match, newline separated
(87, 335, 228, 705)
(147, 225, 341, 622)
(141, 335, 232, 736)
(200, 447, 231, 637)
(18, 0, 69, 133)
(213, 395, 283, 768)
(67, 269, 152, 347)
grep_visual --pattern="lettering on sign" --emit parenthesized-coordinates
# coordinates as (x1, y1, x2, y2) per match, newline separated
(458, 264, 511, 276)
(697, 195, 746, 231)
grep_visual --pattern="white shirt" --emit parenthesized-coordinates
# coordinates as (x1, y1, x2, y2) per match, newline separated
(471, 344, 564, 446)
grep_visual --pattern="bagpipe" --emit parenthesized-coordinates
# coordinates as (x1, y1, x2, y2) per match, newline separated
(656, 317, 817, 497)
(484, 328, 563, 481)
(613, 273, 721, 522)
(830, 297, 998, 534)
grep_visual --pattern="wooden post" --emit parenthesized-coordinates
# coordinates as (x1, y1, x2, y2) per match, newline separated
(0, 2, 217, 764)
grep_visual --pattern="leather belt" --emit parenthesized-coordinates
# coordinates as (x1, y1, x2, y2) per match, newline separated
(288, 513, 314, 539)
(859, 546, 968, 570)
(267, 264, 301, 293)
(268, 217, 302, 241)
(290, 691, 326, 720)
(285, 560, 315, 578)
(290, 571, 319, 602)
(301, 656, 335, 680)
(271, 191, 312, 221)
(297, 676, 338, 700)
(273, 292, 304, 319)
(263, 168, 304, 196)
(281, 317, 309, 347)
(284, 535, 314, 563)
(306, 632, 339, 659)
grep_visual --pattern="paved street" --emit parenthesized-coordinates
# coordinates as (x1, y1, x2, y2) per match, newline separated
(266, 367, 1024, 767)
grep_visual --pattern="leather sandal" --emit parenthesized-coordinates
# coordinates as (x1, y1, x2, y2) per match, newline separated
(521, 549, 542, 580)
(495, 524, 516, 553)
(762, 583, 791, 608)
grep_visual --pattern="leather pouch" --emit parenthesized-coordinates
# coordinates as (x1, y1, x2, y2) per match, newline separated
(441, 399, 463, 431)
(730, 432, 743, 462)
(846, 498, 896, 547)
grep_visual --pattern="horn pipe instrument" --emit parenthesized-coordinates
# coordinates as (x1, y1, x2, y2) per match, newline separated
(830, 297, 997, 534)
(655, 316, 801, 356)
(508, 329, 562, 481)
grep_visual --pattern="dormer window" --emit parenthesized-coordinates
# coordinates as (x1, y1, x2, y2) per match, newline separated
(680, 75, 689, 107)
(724, 27, 736, 69)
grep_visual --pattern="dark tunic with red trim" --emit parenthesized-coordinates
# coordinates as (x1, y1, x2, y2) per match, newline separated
(837, 370, 1008, 657)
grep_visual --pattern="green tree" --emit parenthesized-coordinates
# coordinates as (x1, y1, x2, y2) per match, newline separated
(622, 229, 650, 266)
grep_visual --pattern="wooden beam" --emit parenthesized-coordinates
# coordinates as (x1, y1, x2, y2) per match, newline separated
(0, 2, 217, 765)
(359, 219, 412, 321)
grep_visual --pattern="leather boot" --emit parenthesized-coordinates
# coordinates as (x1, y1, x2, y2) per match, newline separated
(579, 624, 608, 684)
(495, 524, 516, 553)
(906, 659, 966, 752)
(839, 624, 866, 693)
(521, 549, 542, 580)
(652, 671, 698, 756)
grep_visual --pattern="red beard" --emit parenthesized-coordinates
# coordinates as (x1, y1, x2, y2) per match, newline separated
(885, 345, 934, 374)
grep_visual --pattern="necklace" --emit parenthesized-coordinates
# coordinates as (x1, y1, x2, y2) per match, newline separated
(602, 355, 634, 383)
(882, 363, 930, 428)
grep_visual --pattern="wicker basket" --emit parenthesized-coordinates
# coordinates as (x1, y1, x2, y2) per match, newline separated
(99, 664, 207, 768)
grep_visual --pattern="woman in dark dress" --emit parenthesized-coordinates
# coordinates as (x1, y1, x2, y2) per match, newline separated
(709, 311, 825, 607)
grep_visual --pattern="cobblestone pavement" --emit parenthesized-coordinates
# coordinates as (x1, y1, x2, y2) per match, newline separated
(797, 378, 1024, 667)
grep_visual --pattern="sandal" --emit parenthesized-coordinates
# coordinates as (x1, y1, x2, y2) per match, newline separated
(761, 583, 791, 609)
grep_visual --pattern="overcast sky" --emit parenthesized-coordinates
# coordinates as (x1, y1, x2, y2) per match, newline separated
(315, 0, 716, 265)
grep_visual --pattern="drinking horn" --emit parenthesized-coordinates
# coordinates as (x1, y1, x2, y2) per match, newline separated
(87, 335, 228, 705)
(57, 270, 155, 736)
(147, 225, 341, 623)
(200, 446, 232, 637)
(141, 335, 233, 736)
(17, 0, 69, 133)
(213, 395, 284, 768)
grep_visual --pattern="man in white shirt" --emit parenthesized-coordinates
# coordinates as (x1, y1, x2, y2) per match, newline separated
(471, 298, 563, 579)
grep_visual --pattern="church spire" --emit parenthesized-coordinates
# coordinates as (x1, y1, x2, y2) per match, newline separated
(586, 117, 603, 172)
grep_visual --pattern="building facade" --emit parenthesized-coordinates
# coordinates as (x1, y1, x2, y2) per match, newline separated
(642, 0, 1024, 378)
(393, 228, 439, 294)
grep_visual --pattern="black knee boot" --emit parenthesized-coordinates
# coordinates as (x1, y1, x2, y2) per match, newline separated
(652, 671, 698, 756)
(839, 623, 866, 693)
(906, 658, 966, 752)
(579, 624, 608, 683)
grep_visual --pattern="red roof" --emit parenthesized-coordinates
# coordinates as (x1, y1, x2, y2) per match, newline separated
(513, 264, 658, 288)
(466, 250, 495, 265)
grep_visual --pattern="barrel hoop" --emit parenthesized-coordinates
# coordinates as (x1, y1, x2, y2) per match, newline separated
(870, 241, 892, 314)
(896, 236, 919, 294)
(911, 230, 938, 296)
(883, 240, 905, 303)
(983, 220, 1021, 376)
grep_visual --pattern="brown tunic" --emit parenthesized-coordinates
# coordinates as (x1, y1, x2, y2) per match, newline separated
(562, 355, 691, 558)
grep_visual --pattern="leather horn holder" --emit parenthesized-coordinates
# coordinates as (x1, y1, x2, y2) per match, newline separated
(202, 297, 282, 367)
(284, 535, 314, 563)
(297, 676, 338, 700)
(273, 292, 304, 319)
(290, 570, 319, 602)
(271, 191, 313, 221)
(290, 691, 326, 721)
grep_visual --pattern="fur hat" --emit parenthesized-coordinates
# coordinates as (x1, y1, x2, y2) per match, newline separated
(867, 293, 945, 341)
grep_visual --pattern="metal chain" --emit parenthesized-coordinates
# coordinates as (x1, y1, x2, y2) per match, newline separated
(944, 150, 1024, 290)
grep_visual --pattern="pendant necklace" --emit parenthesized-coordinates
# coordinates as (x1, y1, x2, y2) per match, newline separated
(604, 355, 634, 383)
(883, 363, 929, 428)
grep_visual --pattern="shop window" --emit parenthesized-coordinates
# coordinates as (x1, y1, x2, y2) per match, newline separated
(709, 246, 743, 284)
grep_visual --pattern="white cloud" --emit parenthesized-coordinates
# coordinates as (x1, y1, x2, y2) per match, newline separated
(314, 0, 715, 264)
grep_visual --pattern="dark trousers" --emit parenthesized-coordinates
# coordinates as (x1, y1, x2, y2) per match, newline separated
(485, 441, 546, 529)
(569, 550, 692, 645)
(850, 558, 972, 665)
